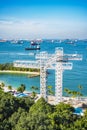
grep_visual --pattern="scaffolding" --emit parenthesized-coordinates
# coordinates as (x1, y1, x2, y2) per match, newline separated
(14, 47, 82, 104)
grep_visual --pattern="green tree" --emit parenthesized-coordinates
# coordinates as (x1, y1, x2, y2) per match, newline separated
(64, 87, 83, 98)
(9, 108, 26, 129)
(71, 91, 78, 98)
(0, 93, 19, 122)
(49, 103, 75, 129)
(0, 88, 86, 130)
(8, 85, 12, 91)
(16, 98, 53, 130)
(17, 84, 26, 93)
(0, 82, 5, 88)
(31, 86, 38, 99)
(31, 86, 38, 91)
(64, 88, 72, 97)
(0, 91, 34, 130)
(47, 85, 54, 95)
(78, 85, 83, 99)
(0, 82, 5, 92)
(78, 85, 83, 92)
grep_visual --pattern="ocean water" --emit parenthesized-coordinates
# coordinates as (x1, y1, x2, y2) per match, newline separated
(0, 40, 87, 96)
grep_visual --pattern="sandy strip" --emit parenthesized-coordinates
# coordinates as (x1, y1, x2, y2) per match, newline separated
(0, 70, 40, 75)
(2, 85, 32, 94)
(2, 86, 16, 92)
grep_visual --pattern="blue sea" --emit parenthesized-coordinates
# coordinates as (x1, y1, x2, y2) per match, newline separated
(0, 40, 87, 96)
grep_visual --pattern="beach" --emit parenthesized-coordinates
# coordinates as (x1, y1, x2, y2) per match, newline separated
(48, 96, 87, 109)
(0, 80, 87, 110)
(0, 70, 40, 75)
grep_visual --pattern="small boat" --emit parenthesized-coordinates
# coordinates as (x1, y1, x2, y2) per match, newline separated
(10, 40, 18, 44)
(17, 40, 23, 44)
(66, 40, 74, 44)
(31, 41, 38, 45)
(25, 45, 40, 50)
(11, 40, 23, 44)
(30, 39, 42, 45)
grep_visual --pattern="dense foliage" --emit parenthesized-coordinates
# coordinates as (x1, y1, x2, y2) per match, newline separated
(0, 63, 39, 72)
(0, 90, 87, 130)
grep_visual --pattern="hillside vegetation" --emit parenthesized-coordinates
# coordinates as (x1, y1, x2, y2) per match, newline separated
(0, 90, 87, 130)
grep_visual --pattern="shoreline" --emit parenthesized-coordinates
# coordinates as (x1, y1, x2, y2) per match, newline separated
(0, 80, 87, 109)
(0, 70, 40, 75)
(1, 85, 87, 109)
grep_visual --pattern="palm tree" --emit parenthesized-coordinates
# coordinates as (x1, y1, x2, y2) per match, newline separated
(31, 86, 39, 99)
(64, 86, 83, 99)
(48, 85, 52, 89)
(0, 82, 5, 91)
(1, 82, 5, 88)
(77, 85, 83, 100)
(48, 89, 54, 95)
(8, 85, 12, 91)
(64, 88, 71, 97)
(21, 84, 26, 88)
(71, 91, 78, 98)
(78, 85, 83, 90)
(32, 91, 36, 99)
(47, 85, 54, 95)
(17, 84, 26, 93)
(78, 85, 83, 94)
(31, 86, 38, 91)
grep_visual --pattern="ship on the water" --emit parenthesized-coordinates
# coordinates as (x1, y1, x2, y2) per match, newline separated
(30, 39, 42, 45)
(10, 40, 23, 44)
(0, 39, 6, 42)
(31, 41, 38, 46)
(25, 45, 40, 50)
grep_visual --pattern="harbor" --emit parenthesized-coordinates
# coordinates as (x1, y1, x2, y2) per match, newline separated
(0, 40, 87, 96)
(0, 0, 87, 129)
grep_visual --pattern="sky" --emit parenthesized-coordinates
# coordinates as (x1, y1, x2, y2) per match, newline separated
(0, 0, 87, 39)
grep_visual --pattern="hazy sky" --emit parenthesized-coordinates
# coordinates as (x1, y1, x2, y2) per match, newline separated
(0, 0, 87, 39)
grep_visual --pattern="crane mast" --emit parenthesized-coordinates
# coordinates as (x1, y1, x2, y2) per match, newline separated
(14, 47, 82, 104)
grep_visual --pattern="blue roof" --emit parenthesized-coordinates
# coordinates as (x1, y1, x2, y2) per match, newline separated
(17, 93, 28, 97)
(74, 107, 83, 116)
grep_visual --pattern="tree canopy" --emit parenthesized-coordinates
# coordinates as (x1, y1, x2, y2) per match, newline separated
(0, 90, 87, 130)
